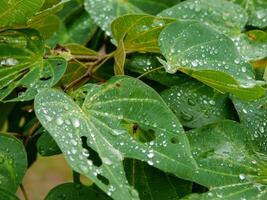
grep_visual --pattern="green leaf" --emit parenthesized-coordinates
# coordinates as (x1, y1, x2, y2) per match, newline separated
(124, 159, 192, 199)
(230, 0, 267, 28)
(0, 134, 27, 193)
(37, 128, 61, 156)
(184, 121, 267, 199)
(64, 11, 98, 45)
(161, 80, 233, 128)
(0, 0, 44, 28)
(158, 0, 248, 35)
(45, 183, 111, 200)
(128, 0, 169, 15)
(232, 95, 267, 153)
(112, 14, 175, 53)
(232, 30, 267, 61)
(28, 0, 69, 27)
(84, 0, 142, 36)
(0, 188, 19, 200)
(125, 53, 188, 87)
(0, 29, 67, 101)
(33, 15, 61, 39)
(158, 20, 264, 100)
(35, 76, 198, 199)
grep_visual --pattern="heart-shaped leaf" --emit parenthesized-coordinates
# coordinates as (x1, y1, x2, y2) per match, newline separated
(0, 29, 67, 101)
(0, 134, 27, 193)
(158, 20, 264, 100)
(35, 76, 197, 199)
(158, 0, 248, 35)
(161, 80, 233, 128)
(184, 121, 267, 199)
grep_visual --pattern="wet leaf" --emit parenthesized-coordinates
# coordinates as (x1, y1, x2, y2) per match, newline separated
(112, 14, 175, 53)
(232, 94, 267, 153)
(159, 20, 264, 100)
(230, 0, 267, 28)
(84, 0, 142, 36)
(35, 76, 197, 199)
(232, 30, 267, 61)
(37, 128, 61, 157)
(184, 121, 267, 199)
(0, 29, 67, 101)
(158, 0, 248, 35)
(0, 0, 44, 28)
(124, 159, 192, 200)
(0, 134, 27, 193)
(161, 80, 233, 128)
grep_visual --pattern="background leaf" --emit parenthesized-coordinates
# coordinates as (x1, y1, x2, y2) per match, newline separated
(124, 159, 192, 200)
(159, 20, 264, 100)
(158, 0, 248, 35)
(230, 0, 267, 28)
(0, 134, 27, 193)
(183, 121, 267, 199)
(45, 183, 111, 200)
(84, 0, 142, 36)
(161, 80, 233, 128)
(0, 0, 44, 28)
(232, 94, 267, 153)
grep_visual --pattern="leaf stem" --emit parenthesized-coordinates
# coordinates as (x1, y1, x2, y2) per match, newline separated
(137, 66, 164, 79)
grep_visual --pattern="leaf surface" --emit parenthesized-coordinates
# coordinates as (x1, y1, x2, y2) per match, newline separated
(0, 29, 67, 101)
(158, 20, 264, 100)
(161, 80, 233, 128)
(35, 76, 198, 199)
(158, 0, 248, 35)
(183, 121, 267, 199)
(0, 134, 27, 193)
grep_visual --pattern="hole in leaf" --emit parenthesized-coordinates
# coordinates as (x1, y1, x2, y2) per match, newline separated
(115, 83, 121, 87)
(170, 137, 179, 144)
(40, 76, 52, 81)
(81, 136, 102, 167)
(97, 174, 109, 185)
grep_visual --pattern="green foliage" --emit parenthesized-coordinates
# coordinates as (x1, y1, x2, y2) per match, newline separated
(0, 0, 267, 199)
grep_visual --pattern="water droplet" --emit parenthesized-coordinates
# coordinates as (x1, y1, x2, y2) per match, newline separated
(102, 157, 112, 165)
(56, 117, 64, 125)
(181, 111, 193, 121)
(71, 118, 80, 128)
(239, 174, 246, 180)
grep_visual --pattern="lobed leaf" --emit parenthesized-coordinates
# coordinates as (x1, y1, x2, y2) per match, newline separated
(35, 76, 198, 199)
(0, 29, 67, 101)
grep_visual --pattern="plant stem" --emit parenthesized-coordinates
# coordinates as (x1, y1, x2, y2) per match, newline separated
(20, 184, 29, 200)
